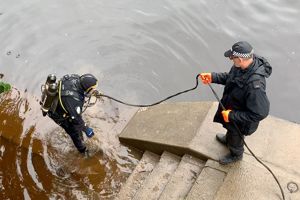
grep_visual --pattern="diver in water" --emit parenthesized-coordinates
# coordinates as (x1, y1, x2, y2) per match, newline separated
(40, 73, 98, 155)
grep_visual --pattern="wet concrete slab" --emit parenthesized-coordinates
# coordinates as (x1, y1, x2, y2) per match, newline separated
(245, 115, 300, 178)
(214, 154, 300, 200)
(119, 101, 213, 158)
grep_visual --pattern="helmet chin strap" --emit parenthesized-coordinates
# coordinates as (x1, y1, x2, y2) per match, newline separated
(84, 88, 95, 98)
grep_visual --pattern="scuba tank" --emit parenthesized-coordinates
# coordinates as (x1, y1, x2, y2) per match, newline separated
(40, 74, 58, 116)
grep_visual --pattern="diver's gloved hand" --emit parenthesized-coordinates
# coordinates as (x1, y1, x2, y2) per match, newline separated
(221, 109, 232, 123)
(84, 126, 94, 138)
(199, 73, 212, 84)
(92, 90, 101, 97)
(91, 89, 101, 98)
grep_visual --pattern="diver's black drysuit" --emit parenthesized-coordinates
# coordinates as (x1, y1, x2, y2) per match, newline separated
(48, 74, 88, 153)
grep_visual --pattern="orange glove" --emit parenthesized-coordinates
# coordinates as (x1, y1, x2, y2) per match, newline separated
(221, 110, 232, 123)
(199, 73, 212, 84)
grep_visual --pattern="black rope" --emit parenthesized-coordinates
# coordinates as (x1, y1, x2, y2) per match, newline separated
(95, 74, 200, 107)
(82, 95, 98, 113)
(208, 83, 285, 200)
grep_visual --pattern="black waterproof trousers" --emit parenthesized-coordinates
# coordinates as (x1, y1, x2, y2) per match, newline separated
(225, 123, 244, 156)
(49, 112, 86, 153)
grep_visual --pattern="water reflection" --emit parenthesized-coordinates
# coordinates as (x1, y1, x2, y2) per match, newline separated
(0, 89, 140, 199)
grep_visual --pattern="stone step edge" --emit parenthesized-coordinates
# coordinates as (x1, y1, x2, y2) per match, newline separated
(133, 151, 181, 200)
(116, 151, 160, 200)
(158, 154, 206, 200)
(185, 159, 228, 200)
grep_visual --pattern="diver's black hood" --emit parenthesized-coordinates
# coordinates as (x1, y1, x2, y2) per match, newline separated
(80, 74, 98, 91)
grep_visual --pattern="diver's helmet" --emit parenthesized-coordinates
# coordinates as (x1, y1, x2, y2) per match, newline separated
(80, 74, 98, 96)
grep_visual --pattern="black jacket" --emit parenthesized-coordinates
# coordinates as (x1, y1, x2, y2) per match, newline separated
(51, 74, 86, 132)
(211, 55, 272, 135)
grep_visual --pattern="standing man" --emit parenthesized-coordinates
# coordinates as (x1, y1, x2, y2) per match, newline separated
(43, 73, 98, 155)
(200, 41, 272, 164)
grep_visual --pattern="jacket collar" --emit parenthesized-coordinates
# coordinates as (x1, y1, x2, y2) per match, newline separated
(231, 58, 260, 88)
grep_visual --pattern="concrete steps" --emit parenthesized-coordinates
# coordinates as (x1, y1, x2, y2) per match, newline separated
(116, 152, 228, 200)
(133, 151, 181, 200)
(185, 160, 228, 200)
(158, 154, 205, 200)
(116, 151, 160, 200)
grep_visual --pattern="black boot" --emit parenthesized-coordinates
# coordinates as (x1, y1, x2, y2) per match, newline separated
(84, 148, 91, 158)
(219, 153, 243, 165)
(216, 134, 227, 146)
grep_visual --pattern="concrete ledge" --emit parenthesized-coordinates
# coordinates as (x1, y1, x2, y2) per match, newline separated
(119, 101, 213, 158)
(119, 138, 209, 161)
(188, 102, 228, 160)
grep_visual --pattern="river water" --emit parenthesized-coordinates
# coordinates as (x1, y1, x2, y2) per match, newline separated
(1, 0, 300, 199)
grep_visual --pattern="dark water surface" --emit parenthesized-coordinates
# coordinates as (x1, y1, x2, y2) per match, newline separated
(1, 0, 300, 199)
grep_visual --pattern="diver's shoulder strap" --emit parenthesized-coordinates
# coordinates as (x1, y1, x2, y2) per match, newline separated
(58, 80, 68, 114)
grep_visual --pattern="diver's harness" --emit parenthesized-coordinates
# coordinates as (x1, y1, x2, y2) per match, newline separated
(40, 73, 286, 199)
(40, 74, 86, 117)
